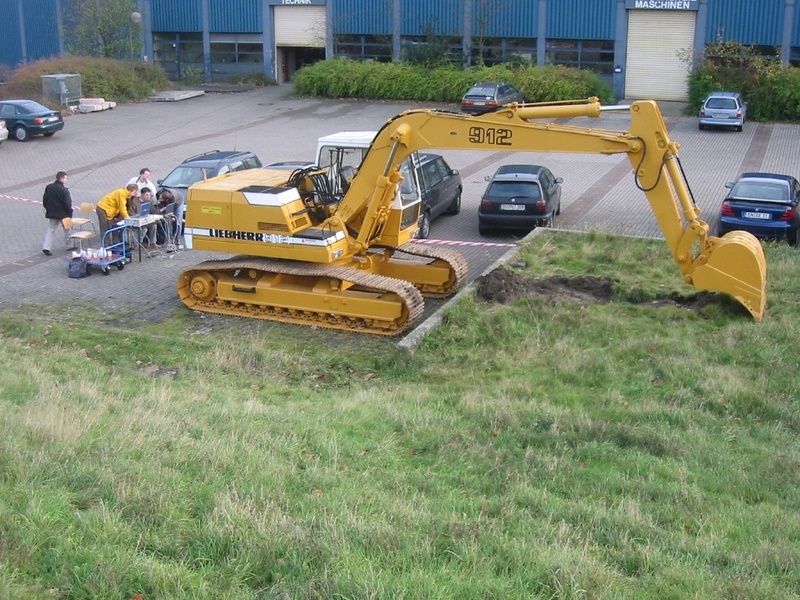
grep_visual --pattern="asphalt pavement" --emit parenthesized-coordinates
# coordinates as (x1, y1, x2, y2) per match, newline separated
(1, 85, 797, 340)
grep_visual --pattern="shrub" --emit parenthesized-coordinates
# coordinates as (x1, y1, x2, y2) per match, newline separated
(685, 39, 800, 121)
(0, 56, 170, 106)
(294, 59, 614, 105)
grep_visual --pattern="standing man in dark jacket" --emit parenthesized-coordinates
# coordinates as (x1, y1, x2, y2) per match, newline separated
(42, 171, 74, 256)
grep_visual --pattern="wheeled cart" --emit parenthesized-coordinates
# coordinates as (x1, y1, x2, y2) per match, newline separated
(83, 225, 130, 275)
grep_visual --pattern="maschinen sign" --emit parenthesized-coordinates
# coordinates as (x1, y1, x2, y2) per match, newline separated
(625, 0, 698, 8)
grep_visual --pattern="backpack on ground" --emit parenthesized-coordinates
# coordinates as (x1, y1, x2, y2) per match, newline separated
(68, 257, 90, 278)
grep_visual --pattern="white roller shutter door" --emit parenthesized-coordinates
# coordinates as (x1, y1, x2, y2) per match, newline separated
(274, 6, 325, 47)
(626, 10, 695, 101)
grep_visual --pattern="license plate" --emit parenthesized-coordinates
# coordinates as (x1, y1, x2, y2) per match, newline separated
(500, 204, 526, 211)
(473, 101, 485, 106)
(47, 116, 57, 122)
(743, 211, 770, 220)
(713, 113, 729, 119)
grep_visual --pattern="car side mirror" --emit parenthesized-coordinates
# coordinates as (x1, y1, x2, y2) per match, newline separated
(451, 169, 459, 176)
(725, 182, 735, 189)
(157, 179, 163, 185)
(555, 177, 563, 184)
(485, 175, 493, 182)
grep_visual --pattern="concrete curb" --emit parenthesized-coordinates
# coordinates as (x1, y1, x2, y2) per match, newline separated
(398, 227, 551, 352)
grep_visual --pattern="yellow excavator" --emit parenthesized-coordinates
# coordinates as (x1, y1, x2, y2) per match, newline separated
(178, 97, 766, 335)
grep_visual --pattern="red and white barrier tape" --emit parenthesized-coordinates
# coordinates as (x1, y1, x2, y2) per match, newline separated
(0, 192, 79, 211)
(413, 238, 517, 248)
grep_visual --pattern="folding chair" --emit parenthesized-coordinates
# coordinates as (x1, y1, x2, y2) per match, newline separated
(70, 203, 98, 235)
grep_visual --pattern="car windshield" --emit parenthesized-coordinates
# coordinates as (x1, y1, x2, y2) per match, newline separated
(732, 182, 789, 203)
(161, 166, 209, 188)
(487, 181, 541, 200)
(706, 98, 737, 110)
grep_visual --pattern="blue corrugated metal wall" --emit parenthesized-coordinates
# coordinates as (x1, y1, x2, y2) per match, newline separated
(333, 0, 391, 34)
(547, 0, 615, 40)
(401, 0, 461, 36)
(472, 0, 537, 39)
(209, 0, 261, 33)
(705, 0, 784, 45)
(0, 0, 60, 67)
(795, 2, 800, 46)
(24, 0, 60, 59)
(152, 0, 202, 32)
(0, 0, 24, 67)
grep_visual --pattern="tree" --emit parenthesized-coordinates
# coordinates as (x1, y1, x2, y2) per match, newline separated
(64, 0, 141, 59)
(473, 0, 508, 66)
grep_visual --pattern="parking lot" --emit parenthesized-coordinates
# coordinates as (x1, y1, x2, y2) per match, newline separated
(1, 84, 798, 336)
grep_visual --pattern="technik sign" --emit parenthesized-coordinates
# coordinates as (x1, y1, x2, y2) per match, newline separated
(626, 0, 698, 8)
(268, 0, 325, 4)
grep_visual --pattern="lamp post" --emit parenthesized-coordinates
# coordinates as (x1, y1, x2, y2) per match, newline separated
(129, 11, 142, 86)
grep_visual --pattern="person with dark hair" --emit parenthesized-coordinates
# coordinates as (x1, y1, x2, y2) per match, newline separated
(96, 184, 138, 243)
(42, 171, 73, 256)
(128, 168, 156, 196)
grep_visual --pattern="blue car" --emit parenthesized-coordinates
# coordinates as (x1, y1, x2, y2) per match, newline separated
(717, 172, 800, 245)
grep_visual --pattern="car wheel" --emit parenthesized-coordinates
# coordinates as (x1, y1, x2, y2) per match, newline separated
(556, 200, 561, 216)
(698, 123, 705, 130)
(479, 223, 490, 236)
(736, 125, 743, 132)
(43, 131, 55, 137)
(14, 125, 29, 142)
(417, 210, 431, 239)
(447, 189, 462, 215)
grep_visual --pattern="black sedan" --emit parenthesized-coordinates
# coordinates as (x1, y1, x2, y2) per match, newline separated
(717, 172, 800, 245)
(479, 164, 562, 235)
(461, 82, 526, 114)
(0, 99, 64, 141)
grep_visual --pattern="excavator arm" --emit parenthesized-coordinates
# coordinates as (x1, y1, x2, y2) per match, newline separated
(332, 98, 766, 320)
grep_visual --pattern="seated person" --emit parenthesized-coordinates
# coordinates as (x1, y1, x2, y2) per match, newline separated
(154, 190, 179, 245)
(137, 188, 159, 247)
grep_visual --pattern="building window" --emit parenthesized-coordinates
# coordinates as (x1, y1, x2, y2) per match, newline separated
(546, 39, 614, 74)
(210, 36, 263, 64)
(333, 35, 392, 61)
(791, 47, 800, 67)
(153, 33, 204, 78)
(471, 37, 537, 66)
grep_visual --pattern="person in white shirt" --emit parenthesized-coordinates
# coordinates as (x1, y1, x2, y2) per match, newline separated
(127, 167, 156, 213)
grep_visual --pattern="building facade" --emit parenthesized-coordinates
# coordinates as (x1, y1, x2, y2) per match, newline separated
(1, 0, 799, 101)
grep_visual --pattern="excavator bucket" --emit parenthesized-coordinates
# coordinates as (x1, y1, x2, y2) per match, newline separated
(685, 230, 766, 321)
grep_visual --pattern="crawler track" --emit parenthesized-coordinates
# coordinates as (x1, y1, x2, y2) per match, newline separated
(178, 256, 425, 335)
(391, 242, 470, 297)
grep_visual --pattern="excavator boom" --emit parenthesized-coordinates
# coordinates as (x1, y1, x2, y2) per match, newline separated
(336, 98, 766, 320)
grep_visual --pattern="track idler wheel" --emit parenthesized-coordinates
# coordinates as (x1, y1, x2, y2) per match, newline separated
(182, 271, 217, 303)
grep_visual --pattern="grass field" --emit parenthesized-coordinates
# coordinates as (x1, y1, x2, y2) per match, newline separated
(1, 231, 798, 599)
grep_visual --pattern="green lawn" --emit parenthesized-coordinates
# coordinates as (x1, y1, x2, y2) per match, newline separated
(1, 231, 798, 599)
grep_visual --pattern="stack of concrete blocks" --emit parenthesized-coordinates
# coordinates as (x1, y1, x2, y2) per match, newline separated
(78, 98, 117, 113)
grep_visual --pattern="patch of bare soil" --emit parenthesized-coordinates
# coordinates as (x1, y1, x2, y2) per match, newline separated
(476, 266, 615, 305)
(476, 265, 720, 314)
